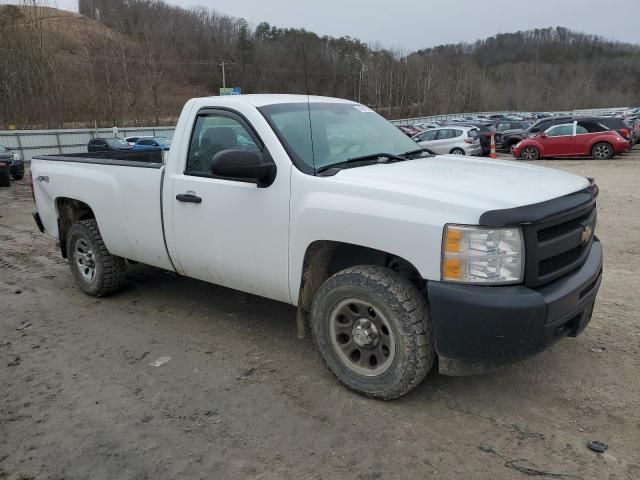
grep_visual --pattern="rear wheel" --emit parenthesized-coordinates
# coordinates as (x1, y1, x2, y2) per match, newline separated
(310, 266, 435, 400)
(591, 142, 613, 160)
(66, 219, 126, 297)
(450, 148, 465, 155)
(521, 146, 539, 160)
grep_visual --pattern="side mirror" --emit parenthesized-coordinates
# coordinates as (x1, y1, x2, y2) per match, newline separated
(210, 149, 276, 188)
(539, 133, 548, 138)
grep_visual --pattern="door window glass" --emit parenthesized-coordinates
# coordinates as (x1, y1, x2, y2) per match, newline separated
(419, 130, 438, 141)
(186, 114, 261, 176)
(577, 121, 607, 133)
(436, 129, 455, 140)
(546, 124, 574, 137)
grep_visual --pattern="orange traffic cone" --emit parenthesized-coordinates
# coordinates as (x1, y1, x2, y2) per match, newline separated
(490, 133, 497, 159)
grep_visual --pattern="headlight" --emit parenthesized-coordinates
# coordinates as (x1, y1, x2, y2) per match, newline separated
(441, 225, 524, 284)
(13, 153, 20, 161)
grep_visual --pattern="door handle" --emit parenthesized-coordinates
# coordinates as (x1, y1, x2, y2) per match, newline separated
(176, 193, 202, 204)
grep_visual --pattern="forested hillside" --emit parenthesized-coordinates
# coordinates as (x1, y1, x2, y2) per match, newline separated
(1, 0, 639, 129)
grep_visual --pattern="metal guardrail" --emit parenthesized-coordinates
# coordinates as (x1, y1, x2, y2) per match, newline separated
(0, 126, 175, 161)
(1, 106, 630, 160)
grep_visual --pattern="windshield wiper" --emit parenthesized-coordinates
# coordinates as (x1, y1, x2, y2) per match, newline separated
(399, 148, 436, 157)
(316, 152, 408, 174)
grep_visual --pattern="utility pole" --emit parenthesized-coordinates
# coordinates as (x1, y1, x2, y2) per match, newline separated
(219, 61, 226, 89)
(358, 64, 364, 103)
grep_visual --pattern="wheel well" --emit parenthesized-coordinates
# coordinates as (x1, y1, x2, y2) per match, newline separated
(297, 241, 423, 315)
(592, 141, 613, 150)
(55, 198, 95, 258)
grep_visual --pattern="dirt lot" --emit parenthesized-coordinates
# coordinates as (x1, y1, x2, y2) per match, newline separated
(1, 150, 639, 480)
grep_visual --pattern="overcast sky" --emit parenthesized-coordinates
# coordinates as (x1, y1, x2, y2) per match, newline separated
(18, 0, 640, 50)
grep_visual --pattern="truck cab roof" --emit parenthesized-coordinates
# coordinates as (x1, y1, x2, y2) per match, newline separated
(191, 94, 357, 108)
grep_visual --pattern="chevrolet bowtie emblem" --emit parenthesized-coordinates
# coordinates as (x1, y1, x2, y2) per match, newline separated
(581, 224, 593, 244)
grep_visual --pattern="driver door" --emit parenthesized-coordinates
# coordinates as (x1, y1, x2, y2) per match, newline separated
(542, 123, 575, 156)
(415, 130, 438, 149)
(166, 110, 291, 303)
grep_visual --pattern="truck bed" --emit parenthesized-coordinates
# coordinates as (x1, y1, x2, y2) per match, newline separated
(31, 151, 174, 271)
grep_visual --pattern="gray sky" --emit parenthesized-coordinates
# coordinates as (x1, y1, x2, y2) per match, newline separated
(21, 0, 640, 50)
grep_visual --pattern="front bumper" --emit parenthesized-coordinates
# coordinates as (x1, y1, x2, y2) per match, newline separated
(429, 240, 603, 375)
(512, 144, 523, 157)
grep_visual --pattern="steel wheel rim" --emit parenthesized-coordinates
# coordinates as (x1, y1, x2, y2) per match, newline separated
(594, 145, 610, 159)
(522, 147, 537, 160)
(75, 238, 96, 282)
(329, 298, 396, 377)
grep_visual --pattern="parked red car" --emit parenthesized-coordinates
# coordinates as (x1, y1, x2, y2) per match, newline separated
(512, 120, 630, 160)
(396, 125, 423, 137)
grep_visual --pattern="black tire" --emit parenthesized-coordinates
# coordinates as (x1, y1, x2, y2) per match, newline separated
(310, 266, 435, 400)
(66, 219, 126, 297)
(12, 175, 24, 181)
(450, 148, 465, 155)
(591, 142, 613, 160)
(520, 146, 539, 160)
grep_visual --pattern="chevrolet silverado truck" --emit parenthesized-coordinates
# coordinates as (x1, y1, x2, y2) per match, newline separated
(31, 95, 602, 399)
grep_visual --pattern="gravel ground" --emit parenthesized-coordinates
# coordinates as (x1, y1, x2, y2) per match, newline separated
(1, 149, 639, 480)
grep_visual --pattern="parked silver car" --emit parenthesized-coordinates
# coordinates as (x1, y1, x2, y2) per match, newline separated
(412, 126, 483, 156)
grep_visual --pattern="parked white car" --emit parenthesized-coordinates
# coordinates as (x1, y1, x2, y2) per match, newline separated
(31, 94, 602, 399)
(412, 126, 483, 156)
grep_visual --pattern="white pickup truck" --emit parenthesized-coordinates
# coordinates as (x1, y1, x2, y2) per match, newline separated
(31, 95, 602, 399)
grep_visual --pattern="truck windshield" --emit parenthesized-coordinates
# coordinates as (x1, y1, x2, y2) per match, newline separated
(259, 102, 420, 173)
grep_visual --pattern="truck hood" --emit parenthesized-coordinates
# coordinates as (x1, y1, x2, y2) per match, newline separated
(331, 155, 589, 217)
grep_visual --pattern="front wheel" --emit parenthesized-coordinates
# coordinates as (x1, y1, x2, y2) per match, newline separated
(66, 219, 127, 296)
(12, 174, 24, 181)
(520, 146, 540, 160)
(310, 266, 435, 400)
(591, 142, 613, 160)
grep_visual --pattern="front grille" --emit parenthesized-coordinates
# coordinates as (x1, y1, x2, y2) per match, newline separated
(538, 244, 585, 277)
(522, 202, 597, 287)
(537, 209, 593, 242)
